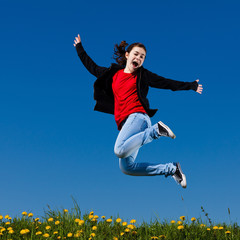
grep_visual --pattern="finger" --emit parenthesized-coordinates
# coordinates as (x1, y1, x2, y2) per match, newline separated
(196, 79, 199, 82)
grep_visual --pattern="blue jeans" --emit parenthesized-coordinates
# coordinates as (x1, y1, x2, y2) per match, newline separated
(114, 113, 176, 176)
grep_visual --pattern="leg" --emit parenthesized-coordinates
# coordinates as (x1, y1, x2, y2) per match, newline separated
(114, 113, 160, 159)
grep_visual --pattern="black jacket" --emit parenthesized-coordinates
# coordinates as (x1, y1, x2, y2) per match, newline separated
(76, 42, 198, 117)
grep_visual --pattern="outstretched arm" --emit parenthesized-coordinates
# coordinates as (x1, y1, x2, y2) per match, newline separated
(195, 79, 203, 94)
(73, 34, 107, 78)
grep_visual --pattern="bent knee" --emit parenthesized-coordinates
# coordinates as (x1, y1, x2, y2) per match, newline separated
(114, 145, 127, 158)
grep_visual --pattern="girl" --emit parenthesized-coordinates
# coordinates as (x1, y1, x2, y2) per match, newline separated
(73, 34, 203, 188)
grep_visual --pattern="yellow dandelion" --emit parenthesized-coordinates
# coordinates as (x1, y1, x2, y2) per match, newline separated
(46, 226, 51, 230)
(91, 218, 97, 222)
(54, 231, 58, 235)
(219, 226, 224, 230)
(48, 218, 54, 222)
(177, 221, 182, 225)
(132, 231, 137, 235)
(89, 211, 94, 215)
(57, 236, 61, 239)
(1, 228, 6, 232)
(170, 220, 175, 224)
(125, 228, 130, 233)
(122, 221, 127, 226)
(89, 215, 94, 219)
(67, 233, 73, 237)
(127, 224, 135, 229)
(90, 233, 96, 237)
(120, 232, 124, 236)
(92, 226, 97, 231)
(113, 237, 118, 240)
(101, 216, 105, 219)
(159, 235, 166, 239)
(28, 213, 33, 217)
(5, 222, 10, 225)
(177, 225, 184, 230)
(75, 218, 80, 223)
(106, 218, 112, 223)
(93, 215, 99, 219)
(64, 209, 68, 213)
(200, 224, 206, 227)
(130, 219, 136, 224)
(8, 230, 14, 234)
(78, 220, 84, 226)
(213, 226, 219, 230)
(5, 215, 10, 219)
(191, 217, 196, 222)
(22, 212, 27, 216)
(7, 227, 13, 231)
(0, 215, 3, 220)
(43, 233, 50, 238)
(180, 216, 185, 221)
(36, 231, 42, 235)
(225, 231, 231, 234)
(35, 218, 40, 222)
(55, 220, 60, 225)
(207, 228, 211, 231)
(116, 218, 122, 223)
(151, 237, 158, 239)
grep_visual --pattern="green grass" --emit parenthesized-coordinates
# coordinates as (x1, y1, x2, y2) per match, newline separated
(0, 203, 239, 240)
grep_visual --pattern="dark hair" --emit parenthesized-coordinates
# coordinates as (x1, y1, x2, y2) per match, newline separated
(113, 41, 147, 66)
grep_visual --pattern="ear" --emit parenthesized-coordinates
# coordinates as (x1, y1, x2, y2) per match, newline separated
(125, 51, 129, 59)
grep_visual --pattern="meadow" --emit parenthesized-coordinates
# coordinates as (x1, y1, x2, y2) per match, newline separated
(0, 203, 239, 240)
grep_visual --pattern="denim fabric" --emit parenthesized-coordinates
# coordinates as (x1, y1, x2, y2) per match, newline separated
(114, 113, 176, 176)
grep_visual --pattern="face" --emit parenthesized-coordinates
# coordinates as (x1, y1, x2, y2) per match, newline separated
(125, 46, 146, 73)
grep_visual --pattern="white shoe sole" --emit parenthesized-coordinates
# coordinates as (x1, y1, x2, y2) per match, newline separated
(158, 121, 176, 139)
(181, 174, 187, 188)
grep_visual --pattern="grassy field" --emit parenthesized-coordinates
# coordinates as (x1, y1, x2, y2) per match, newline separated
(0, 204, 239, 240)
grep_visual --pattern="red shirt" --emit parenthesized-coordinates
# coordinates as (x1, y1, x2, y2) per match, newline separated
(112, 69, 146, 129)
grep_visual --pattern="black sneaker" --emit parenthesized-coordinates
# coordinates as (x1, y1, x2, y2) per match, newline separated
(173, 162, 187, 188)
(157, 121, 176, 139)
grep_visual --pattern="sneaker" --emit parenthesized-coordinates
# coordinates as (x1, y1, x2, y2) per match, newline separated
(157, 121, 176, 139)
(172, 162, 187, 188)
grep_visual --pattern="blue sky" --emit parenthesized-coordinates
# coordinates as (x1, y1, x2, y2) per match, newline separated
(1, 0, 240, 224)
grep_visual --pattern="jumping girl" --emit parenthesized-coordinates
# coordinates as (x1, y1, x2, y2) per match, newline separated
(73, 34, 203, 188)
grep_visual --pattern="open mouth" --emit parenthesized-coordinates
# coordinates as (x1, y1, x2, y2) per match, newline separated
(132, 61, 139, 68)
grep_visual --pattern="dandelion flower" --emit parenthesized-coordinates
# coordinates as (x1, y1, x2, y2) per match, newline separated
(219, 226, 224, 230)
(132, 231, 137, 235)
(130, 219, 136, 224)
(191, 217, 196, 222)
(122, 222, 127, 226)
(89, 215, 94, 219)
(67, 233, 73, 237)
(213, 226, 219, 230)
(180, 216, 185, 221)
(101, 216, 105, 219)
(7, 227, 13, 231)
(116, 218, 122, 223)
(35, 218, 40, 222)
(36, 231, 42, 235)
(200, 224, 206, 227)
(5, 215, 10, 219)
(225, 231, 231, 234)
(207, 228, 211, 231)
(5, 222, 10, 225)
(177, 221, 182, 225)
(159, 235, 166, 239)
(151, 237, 158, 239)
(89, 211, 94, 215)
(120, 232, 124, 236)
(90, 233, 96, 237)
(177, 225, 184, 230)
(93, 215, 99, 219)
(55, 221, 60, 225)
(9, 230, 14, 234)
(22, 212, 27, 216)
(127, 224, 135, 229)
(125, 228, 130, 233)
(64, 209, 68, 213)
(46, 226, 51, 230)
(54, 231, 58, 235)
(78, 220, 84, 226)
(75, 218, 80, 223)
(43, 233, 50, 238)
(48, 218, 54, 222)
(106, 218, 112, 223)
(170, 220, 175, 224)
(113, 237, 118, 240)
(28, 213, 33, 217)
(92, 226, 97, 231)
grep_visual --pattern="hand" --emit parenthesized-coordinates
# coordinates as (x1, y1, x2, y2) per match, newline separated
(73, 34, 81, 47)
(195, 79, 203, 94)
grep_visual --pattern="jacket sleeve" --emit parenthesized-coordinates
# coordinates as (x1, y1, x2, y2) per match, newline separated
(76, 42, 108, 78)
(145, 69, 198, 91)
